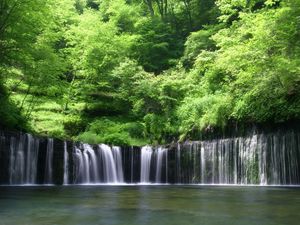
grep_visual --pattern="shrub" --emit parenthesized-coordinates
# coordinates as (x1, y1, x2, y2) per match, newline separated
(63, 115, 86, 137)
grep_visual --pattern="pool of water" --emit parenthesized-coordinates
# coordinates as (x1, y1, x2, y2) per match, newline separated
(0, 185, 299, 225)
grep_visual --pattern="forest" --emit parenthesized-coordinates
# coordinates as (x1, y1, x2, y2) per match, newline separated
(0, 0, 299, 145)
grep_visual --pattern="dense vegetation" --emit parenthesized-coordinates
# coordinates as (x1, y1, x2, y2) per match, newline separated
(0, 0, 299, 145)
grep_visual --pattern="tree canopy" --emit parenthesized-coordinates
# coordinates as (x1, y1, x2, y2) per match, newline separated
(0, 0, 299, 145)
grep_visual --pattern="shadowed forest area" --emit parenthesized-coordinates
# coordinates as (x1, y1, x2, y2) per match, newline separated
(0, 0, 299, 145)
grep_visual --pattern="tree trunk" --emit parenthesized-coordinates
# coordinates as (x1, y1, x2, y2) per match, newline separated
(183, 0, 193, 31)
(144, 0, 154, 16)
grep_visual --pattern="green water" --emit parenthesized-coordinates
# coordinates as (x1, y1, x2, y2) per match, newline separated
(0, 185, 299, 225)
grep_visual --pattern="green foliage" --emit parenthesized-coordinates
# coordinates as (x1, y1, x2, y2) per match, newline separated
(77, 118, 147, 145)
(63, 115, 87, 137)
(0, 93, 26, 130)
(182, 25, 221, 68)
(177, 94, 233, 137)
(178, 0, 300, 138)
(1, 0, 299, 145)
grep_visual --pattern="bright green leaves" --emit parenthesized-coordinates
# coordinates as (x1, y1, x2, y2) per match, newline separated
(1, 0, 299, 144)
(66, 7, 138, 78)
(216, 0, 273, 22)
(265, 0, 279, 7)
(99, 0, 141, 33)
(0, 0, 72, 129)
(130, 68, 189, 143)
(177, 93, 232, 138)
(175, 0, 300, 139)
(182, 26, 219, 69)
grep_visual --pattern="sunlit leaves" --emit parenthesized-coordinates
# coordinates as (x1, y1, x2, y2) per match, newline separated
(178, 0, 300, 137)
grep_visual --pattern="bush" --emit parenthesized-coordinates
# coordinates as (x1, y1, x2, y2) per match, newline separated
(102, 133, 130, 146)
(77, 118, 147, 145)
(77, 130, 130, 146)
(124, 122, 144, 138)
(63, 115, 86, 137)
(0, 90, 27, 130)
(77, 131, 103, 144)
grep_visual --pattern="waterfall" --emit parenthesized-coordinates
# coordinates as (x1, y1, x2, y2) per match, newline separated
(155, 147, 167, 183)
(27, 134, 39, 184)
(176, 144, 181, 183)
(131, 147, 134, 183)
(74, 147, 84, 183)
(8, 137, 16, 184)
(63, 141, 69, 185)
(140, 146, 153, 183)
(85, 144, 99, 182)
(8, 134, 39, 185)
(184, 131, 300, 185)
(73, 144, 99, 183)
(98, 144, 118, 183)
(44, 138, 54, 184)
(1, 128, 300, 185)
(112, 146, 124, 183)
(140, 146, 168, 183)
(72, 144, 124, 184)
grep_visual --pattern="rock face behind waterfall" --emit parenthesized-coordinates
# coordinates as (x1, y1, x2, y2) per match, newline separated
(0, 124, 299, 185)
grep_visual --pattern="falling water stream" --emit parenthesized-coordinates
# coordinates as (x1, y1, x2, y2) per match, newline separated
(63, 141, 69, 185)
(0, 130, 299, 185)
(44, 138, 53, 184)
(73, 144, 124, 184)
(8, 134, 40, 185)
(140, 146, 153, 183)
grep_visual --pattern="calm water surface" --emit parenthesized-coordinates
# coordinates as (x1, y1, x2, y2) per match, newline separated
(0, 185, 299, 225)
